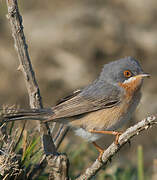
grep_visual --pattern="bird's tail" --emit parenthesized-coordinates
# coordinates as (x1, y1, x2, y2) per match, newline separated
(1, 108, 53, 123)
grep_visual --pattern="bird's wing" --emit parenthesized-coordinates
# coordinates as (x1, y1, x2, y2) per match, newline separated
(55, 89, 82, 105)
(47, 81, 122, 120)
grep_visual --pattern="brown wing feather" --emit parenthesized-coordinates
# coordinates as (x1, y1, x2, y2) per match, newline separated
(56, 89, 81, 105)
(45, 85, 121, 121)
(51, 96, 120, 120)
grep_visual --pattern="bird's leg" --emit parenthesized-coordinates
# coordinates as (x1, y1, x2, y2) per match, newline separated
(90, 130, 122, 145)
(92, 142, 104, 161)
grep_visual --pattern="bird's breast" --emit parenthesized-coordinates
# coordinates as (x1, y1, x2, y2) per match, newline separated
(70, 90, 141, 141)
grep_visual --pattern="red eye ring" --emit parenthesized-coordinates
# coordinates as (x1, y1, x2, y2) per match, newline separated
(123, 70, 132, 78)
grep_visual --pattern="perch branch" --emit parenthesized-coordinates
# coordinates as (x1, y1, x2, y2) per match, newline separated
(76, 114, 157, 180)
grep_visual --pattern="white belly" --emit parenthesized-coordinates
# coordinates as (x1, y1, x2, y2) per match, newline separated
(74, 128, 102, 142)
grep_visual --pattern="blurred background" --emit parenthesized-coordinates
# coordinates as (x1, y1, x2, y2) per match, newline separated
(0, 0, 157, 179)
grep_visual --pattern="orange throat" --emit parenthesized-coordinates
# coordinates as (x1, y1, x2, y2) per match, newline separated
(118, 76, 143, 97)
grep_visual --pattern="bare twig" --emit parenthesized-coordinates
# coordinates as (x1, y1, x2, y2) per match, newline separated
(6, 0, 56, 154)
(76, 115, 157, 180)
(5, 1, 71, 179)
(5, 0, 70, 178)
(12, 120, 26, 151)
(54, 124, 69, 149)
(47, 154, 70, 180)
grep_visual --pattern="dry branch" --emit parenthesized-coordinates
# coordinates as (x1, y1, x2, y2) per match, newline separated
(76, 115, 157, 180)
(6, 0, 56, 155)
(54, 124, 69, 149)
(5, 0, 69, 178)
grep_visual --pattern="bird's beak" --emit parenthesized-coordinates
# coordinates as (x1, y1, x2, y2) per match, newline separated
(134, 73, 151, 79)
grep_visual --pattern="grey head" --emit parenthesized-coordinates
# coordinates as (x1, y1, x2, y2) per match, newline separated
(81, 56, 149, 99)
(98, 56, 146, 84)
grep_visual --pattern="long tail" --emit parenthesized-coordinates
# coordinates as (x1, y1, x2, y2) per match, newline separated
(1, 108, 53, 122)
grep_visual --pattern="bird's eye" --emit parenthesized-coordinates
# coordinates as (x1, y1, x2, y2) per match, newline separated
(123, 70, 132, 78)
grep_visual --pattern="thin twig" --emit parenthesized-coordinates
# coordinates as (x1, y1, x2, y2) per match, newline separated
(12, 120, 26, 152)
(54, 125, 69, 149)
(76, 115, 157, 180)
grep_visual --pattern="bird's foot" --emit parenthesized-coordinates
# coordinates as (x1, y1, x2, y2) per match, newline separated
(114, 132, 122, 145)
(98, 150, 104, 162)
(92, 142, 104, 162)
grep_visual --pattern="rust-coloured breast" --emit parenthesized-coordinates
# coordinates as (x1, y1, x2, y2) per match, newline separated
(69, 77, 142, 132)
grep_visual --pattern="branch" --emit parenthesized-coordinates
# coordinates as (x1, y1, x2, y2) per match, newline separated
(76, 115, 157, 180)
(5, 1, 70, 178)
(6, 0, 56, 155)
(54, 124, 69, 149)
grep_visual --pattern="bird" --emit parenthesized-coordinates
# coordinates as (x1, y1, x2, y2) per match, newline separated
(2, 56, 150, 161)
